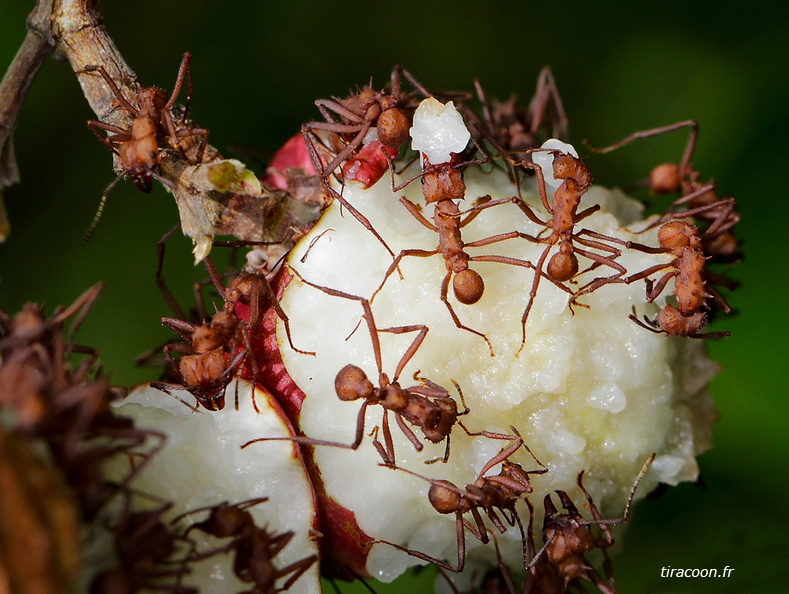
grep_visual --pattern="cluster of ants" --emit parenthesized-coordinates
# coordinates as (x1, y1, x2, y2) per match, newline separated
(72, 51, 740, 593)
(0, 288, 316, 593)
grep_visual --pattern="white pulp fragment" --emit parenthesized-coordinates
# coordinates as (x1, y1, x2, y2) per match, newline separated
(410, 98, 471, 164)
(532, 138, 580, 190)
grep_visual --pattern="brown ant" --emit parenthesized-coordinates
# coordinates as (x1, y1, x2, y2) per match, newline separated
(90, 493, 196, 594)
(374, 150, 547, 356)
(303, 65, 433, 184)
(83, 52, 208, 240)
(153, 259, 313, 413)
(589, 220, 733, 338)
(172, 497, 317, 593)
(468, 67, 569, 166)
(523, 454, 655, 594)
(587, 120, 741, 262)
(373, 429, 547, 573)
(243, 270, 491, 465)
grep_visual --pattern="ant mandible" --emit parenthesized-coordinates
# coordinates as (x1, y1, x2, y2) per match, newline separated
(373, 429, 547, 574)
(83, 52, 208, 240)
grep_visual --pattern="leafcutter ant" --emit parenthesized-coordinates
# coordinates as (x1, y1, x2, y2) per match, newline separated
(83, 52, 208, 240)
(172, 497, 317, 592)
(152, 258, 313, 413)
(374, 147, 545, 357)
(584, 220, 733, 338)
(468, 67, 569, 169)
(242, 268, 490, 465)
(90, 493, 196, 594)
(303, 66, 433, 185)
(587, 120, 741, 262)
(373, 429, 547, 574)
(523, 453, 655, 594)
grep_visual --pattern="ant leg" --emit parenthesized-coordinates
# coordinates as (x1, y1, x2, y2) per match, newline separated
(275, 554, 319, 591)
(377, 324, 429, 383)
(83, 64, 139, 115)
(156, 224, 189, 320)
(529, 66, 569, 141)
(165, 52, 192, 110)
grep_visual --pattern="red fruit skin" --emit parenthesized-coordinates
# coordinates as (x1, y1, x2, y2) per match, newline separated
(237, 268, 375, 578)
(342, 140, 399, 188)
(263, 133, 317, 190)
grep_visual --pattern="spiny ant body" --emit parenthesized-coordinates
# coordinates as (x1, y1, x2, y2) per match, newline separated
(374, 430, 546, 573)
(84, 52, 208, 239)
(153, 260, 312, 413)
(524, 454, 655, 594)
(172, 498, 317, 593)
(616, 221, 733, 338)
(303, 65, 433, 186)
(375, 150, 542, 356)
(588, 120, 741, 262)
(244, 273, 475, 465)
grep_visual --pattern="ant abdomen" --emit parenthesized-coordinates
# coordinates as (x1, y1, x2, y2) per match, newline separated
(334, 364, 374, 401)
(377, 107, 411, 147)
(452, 269, 485, 305)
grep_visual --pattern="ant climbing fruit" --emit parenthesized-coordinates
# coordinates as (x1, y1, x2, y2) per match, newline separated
(373, 429, 546, 573)
(153, 258, 313, 413)
(172, 497, 317, 593)
(524, 453, 655, 594)
(83, 52, 208, 240)
(243, 270, 476, 465)
(587, 120, 741, 262)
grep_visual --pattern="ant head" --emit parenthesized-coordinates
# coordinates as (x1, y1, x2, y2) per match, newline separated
(650, 163, 682, 195)
(552, 154, 592, 188)
(200, 505, 251, 538)
(335, 364, 374, 401)
(453, 269, 485, 305)
(428, 480, 462, 514)
(377, 107, 410, 148)
(547, 251, 579, 282)
(658, 222, 699, 250)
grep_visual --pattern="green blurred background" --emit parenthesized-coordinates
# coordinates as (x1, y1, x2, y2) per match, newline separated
(1, 0, 786, 591)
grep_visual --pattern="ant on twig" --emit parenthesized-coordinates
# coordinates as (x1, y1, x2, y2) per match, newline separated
(152, 257, 313, 413)
(587, 120, 741, 262)
(523, 453, 655, 594)
(83, 52, 209, 240)
(243, 267, 497, 465)
(373, 429, 547, 574)
(172, 497, 317, 593)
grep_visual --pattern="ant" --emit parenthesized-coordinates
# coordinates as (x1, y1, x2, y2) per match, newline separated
(243, 269, 490, 465)
(587, 220, 733, 338)
(523, 453, 655, 594)
(373, 429, 547, 574)
(83, 52, 209, 240)
(374, 144, 547, 356)
(172, 497, 317, 593)
(90, 493, 196, 594)
(468, 67, 569, 171)
(303, 65, 433, 184)
(153, 258, 313, 413)
(587, 120, 741, 262)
